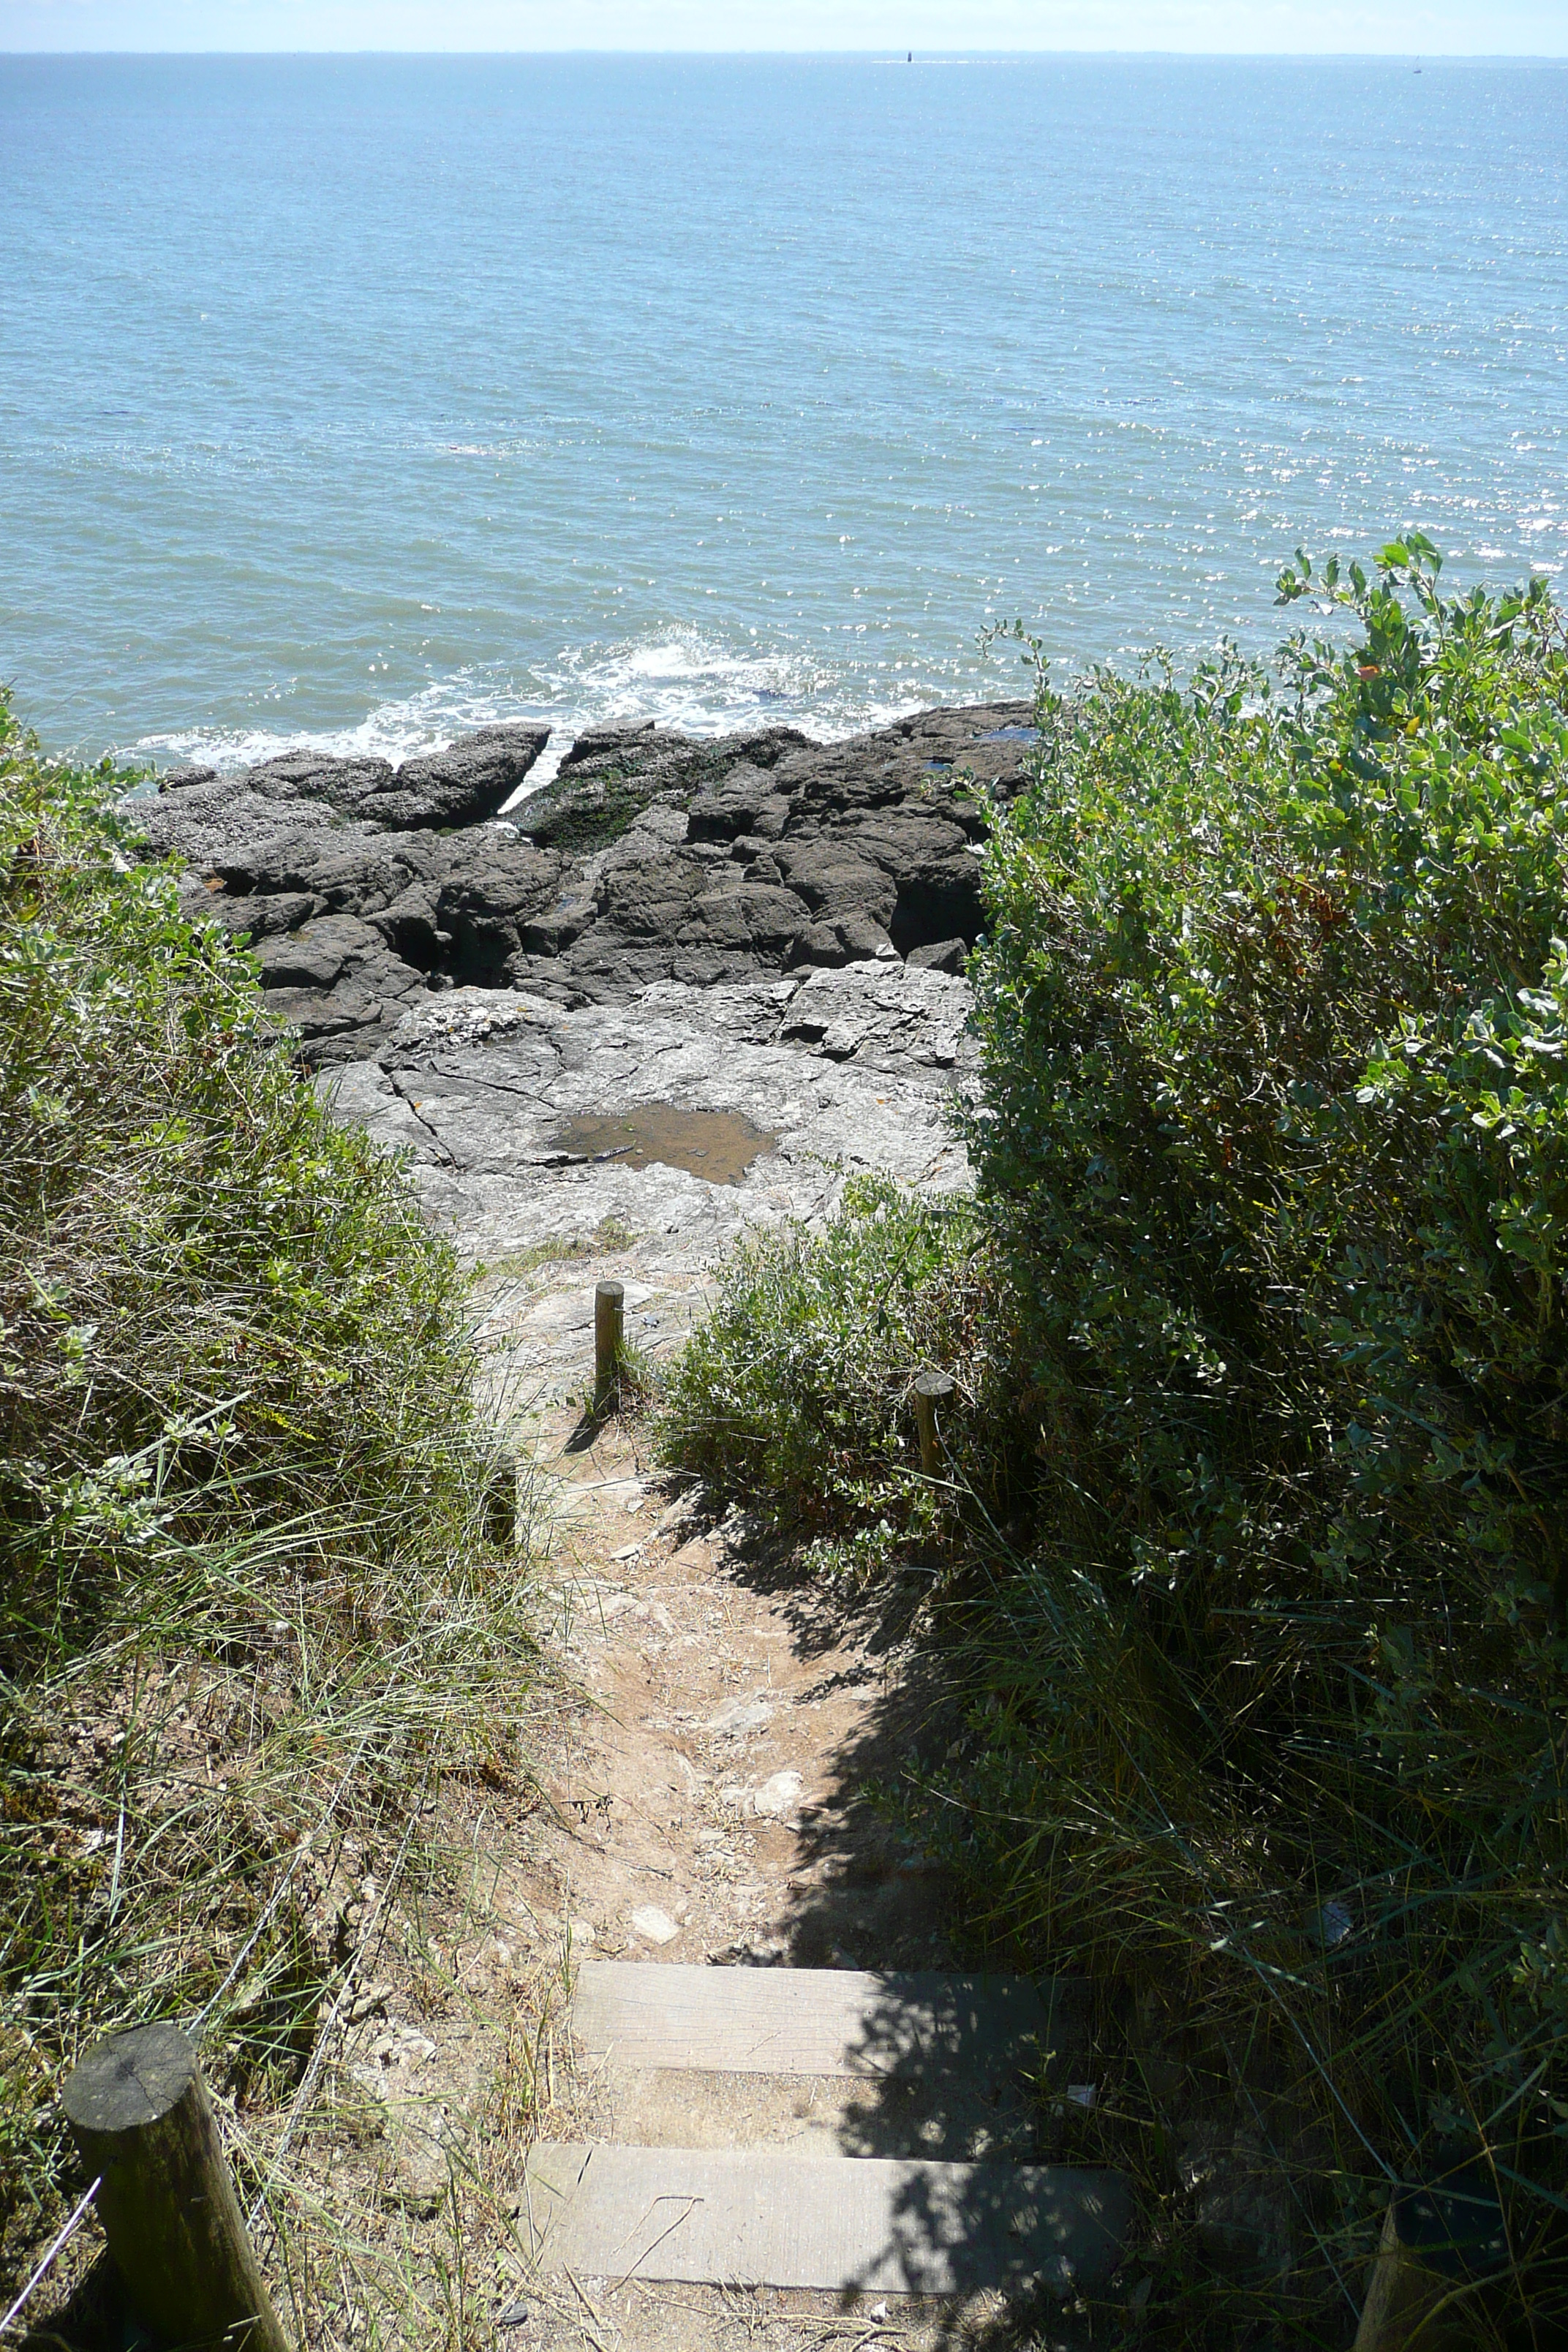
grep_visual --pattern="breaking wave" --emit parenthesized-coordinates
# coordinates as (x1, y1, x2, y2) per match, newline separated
(132, 623, 964, 791)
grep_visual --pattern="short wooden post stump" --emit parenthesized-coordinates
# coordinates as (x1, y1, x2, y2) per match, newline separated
(484, 1451, 518, 1550)
(1353, 2166, 1507, 2352)
(913, 1371, 956, 1477)
(595, 1280, 625, 1404)
(61, 2020, 290, 2352)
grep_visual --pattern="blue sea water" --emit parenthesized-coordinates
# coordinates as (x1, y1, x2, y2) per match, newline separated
(1, 53, 1565, 776)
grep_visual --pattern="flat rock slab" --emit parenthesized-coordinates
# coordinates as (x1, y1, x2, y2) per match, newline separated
(570, 1961, 1071, 2083)
(519, 2141, 1130, 2294)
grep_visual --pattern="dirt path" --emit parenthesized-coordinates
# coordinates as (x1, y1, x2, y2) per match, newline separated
(514, 1397, 961, 1986)
(308, 970, 1063, 2348)
(461, 1268, 1037, 2352)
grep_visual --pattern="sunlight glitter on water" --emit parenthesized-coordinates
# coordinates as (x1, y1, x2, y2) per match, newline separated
(4, 56, 1565, 763)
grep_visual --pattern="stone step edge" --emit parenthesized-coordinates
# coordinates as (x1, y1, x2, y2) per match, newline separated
(518, 2139, 1132, 2296)
(569, 1959, 1086, 2078)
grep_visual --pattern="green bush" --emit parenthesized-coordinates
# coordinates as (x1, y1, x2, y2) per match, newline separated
(946, 541, 1568, 2313)
(664, 546, 1568, 2329)
(660, 1174, 1007, 1558)
(0, 698, 535, 2272)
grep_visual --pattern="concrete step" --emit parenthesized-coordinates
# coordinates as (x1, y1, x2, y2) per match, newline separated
(570, 1959, 1081, 2081)
(519, 2139, 1131, 2296)
(568, 1962, 1090, 2164)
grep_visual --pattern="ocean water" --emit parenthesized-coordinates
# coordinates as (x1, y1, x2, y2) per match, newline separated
(2, 53, 1565, 775)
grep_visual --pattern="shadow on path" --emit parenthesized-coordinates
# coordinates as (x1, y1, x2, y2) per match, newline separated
(674, 1496, 1128, 2349)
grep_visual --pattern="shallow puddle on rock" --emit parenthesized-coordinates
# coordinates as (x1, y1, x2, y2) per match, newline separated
(551, 1103, 777, 1186)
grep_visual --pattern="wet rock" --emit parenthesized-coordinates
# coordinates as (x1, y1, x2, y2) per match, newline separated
(127, 721, 549, 871)
(370, 724, 549, 830)
(516, 723, 810, 856)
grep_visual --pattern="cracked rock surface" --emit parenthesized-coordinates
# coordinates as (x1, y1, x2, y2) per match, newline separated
(127, 701, 1034, 1065)
(323, 963, 976, 1359)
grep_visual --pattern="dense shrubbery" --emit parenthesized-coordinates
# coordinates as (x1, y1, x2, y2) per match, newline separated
(660, 1174, 1011, 1569)
(0, 698, 534, 2269)
(663, 544, 1568, 2334)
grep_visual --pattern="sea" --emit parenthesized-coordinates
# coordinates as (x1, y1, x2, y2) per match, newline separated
(2, 53, 1565, 781)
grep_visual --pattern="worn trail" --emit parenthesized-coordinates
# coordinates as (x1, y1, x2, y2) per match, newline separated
(476, 1313, 1123, 2348)
(316, 924, 1128, 2346)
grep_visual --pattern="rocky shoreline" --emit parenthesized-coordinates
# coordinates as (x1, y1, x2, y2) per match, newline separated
(130, 701, 1036, 1064)
(128, 704, 1034, 1306)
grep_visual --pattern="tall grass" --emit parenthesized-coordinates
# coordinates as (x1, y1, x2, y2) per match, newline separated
(661, 546, 1568, 2341)
(0, 696, 542, 2314)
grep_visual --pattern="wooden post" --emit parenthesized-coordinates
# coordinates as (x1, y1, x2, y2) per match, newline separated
(61, 2021, 290, 2352)
(1353, 2170, 1506, 2352)
(595, 1280, 625, 1405)
(913, 1371, 955, 1477)
(483, 1452, 517, 1550)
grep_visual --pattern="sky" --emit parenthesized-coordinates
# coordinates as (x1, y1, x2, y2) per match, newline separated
(1, 1, 1566, 52)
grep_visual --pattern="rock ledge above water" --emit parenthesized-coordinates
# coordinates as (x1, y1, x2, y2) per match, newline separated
(127, 702, 1035, 1066)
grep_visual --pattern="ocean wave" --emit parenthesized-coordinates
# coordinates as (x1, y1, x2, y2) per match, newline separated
(132, 625, 953, 789)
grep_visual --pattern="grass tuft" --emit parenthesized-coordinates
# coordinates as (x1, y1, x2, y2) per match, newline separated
(0, 694, 544, 2326)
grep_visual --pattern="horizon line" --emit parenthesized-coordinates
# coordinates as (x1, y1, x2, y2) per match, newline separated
(4, 43, 1567, 59)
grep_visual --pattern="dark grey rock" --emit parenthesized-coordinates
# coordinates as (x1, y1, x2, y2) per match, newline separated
(677, 882, 813, 956)
(244, 750, 397, 810)
(686, 764, 792, 844)
(907, 938, 969, 976)
(554, 720, 658, 772)
(252, 913, 431, 1058)
(353, 724, 549, 830)
(771, 839, 898, 931)
(789, 913, 893, 968)
(1180, 2127, 1296, 2280)
(146, 701, 1036, 1058)
(434, 842, 565, 987)
(204, 890, 317, 942)
(124, 723, 549, 872)
(370, 884, 445, 969)
(256, 915, 371, 992)
(514, 725, 810, 856)
(132, 780, 354, 873)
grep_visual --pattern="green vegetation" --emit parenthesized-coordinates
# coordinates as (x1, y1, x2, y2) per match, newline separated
(510, 765, 682, 853)
(662, 543, 1568, 2338)
(0, 697, 538, 2318)
(483, 1215, 638, 1280)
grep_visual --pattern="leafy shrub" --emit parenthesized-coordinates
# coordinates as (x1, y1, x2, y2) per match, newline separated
(0, 698, 536, 2272)
(660, 1174, 1005, 1550)
(665, 546, 1568, 2330)
(946, 540, 1568, 2316)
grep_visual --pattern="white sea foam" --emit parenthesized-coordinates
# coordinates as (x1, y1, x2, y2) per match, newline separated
(133, 625, 943, 785)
